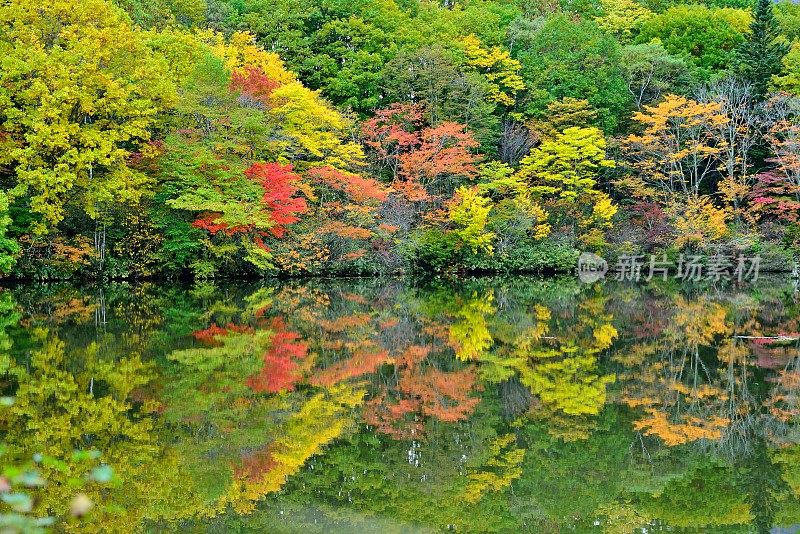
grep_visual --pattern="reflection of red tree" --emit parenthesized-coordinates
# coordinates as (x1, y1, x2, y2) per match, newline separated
(364, 345, 480, 438)
(309, 346, 389, 387)
(193, 323, 254, 346)
(752, 335, 800, 369)
(235, 445, 278, 481)
(246, 318, 309, 394)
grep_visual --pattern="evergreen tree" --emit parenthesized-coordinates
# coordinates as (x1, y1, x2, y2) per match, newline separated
(735, 0, 789, 100)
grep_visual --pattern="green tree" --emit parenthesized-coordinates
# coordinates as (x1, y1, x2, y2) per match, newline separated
(636, 5, 751, 80)
(734, 0, 790, 100)
(513, 15, 630, 132)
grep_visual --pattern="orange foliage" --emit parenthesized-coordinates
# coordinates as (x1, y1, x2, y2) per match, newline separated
(398, 122, 480, 187)
(633, 408, 729, 446)
(307, 166, 387, 203)
(341, 249, 367, 261)
(193, 323, 254, 346)
(230, 67, 279, 107)
(318, 312, 372, 332)
(377, 223, 399, 234)
(317, 221, 373, 240)
(309, 347, 390, 387)
(361, 103, 481, 201)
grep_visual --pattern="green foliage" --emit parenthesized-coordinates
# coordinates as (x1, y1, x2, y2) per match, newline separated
(409, 229, 460, 273)
(734, 0, 790, 99)
(0, 192, 19, 274)
(636, 5, 751, 79)
(514, 15, 631, 131)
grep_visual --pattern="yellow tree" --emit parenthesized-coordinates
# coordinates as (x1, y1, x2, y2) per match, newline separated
(595, 0, 654, 42)
(461, 35, 525, 107)
(516, 126, 617, 247)
(447, 186, 496, 255)
(622, 95, 729, 201)
(0, 0, 176, 233)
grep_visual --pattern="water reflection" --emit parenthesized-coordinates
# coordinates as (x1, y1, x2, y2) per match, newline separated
(1, 277, 799, 532)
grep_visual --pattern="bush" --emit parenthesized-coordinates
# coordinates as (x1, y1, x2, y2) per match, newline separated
(408, 230, 461, 273)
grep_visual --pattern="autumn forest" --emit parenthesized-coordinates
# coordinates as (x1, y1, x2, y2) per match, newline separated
(1, 0, 799, 279)
(2, 0, 800, 532)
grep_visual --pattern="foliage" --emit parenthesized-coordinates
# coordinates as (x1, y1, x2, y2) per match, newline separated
(0, 0, 797, 280)
(514, 15, 630, 131)
(0, 0, 175, 233)
(734, 0, 789, 100)
(636, 6, 751, 79)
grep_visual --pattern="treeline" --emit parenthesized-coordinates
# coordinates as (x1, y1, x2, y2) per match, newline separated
(0, 0, 799, 279)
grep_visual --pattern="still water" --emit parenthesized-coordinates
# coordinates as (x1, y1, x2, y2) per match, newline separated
(2, 276, 800, 532)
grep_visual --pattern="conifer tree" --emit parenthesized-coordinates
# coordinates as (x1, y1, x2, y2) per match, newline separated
(735, 0, 789, 100)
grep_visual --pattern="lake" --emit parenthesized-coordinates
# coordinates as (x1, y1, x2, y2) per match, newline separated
(2, 275, 799, 532)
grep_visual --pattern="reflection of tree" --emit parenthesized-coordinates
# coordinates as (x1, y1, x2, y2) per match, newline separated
(462, 433, 524, 503)
(0, 330, 163, 529)
(449, 291, 496, 361)
(619, 295, 736, 446)
(220, 385, 365, 515)
(478, 293, 618, 441)
(245, 318, 309, 394)
(6, 278, 800, 532)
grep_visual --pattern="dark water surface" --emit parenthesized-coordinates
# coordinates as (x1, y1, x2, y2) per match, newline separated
(2, 276, 800, 532)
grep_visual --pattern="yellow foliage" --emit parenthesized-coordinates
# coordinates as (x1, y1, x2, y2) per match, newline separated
(461, 35, 525, 106)
(462, 434, 525, 503)
(673, 196, 730, 249)
(595, 0, 653, 41)
(448, 186, 496, 254)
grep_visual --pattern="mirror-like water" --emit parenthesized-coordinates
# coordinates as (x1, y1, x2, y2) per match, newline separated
(2, 276, 799, 532)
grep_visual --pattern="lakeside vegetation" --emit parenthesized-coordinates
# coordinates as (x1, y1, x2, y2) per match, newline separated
(0, 0, 799, 279)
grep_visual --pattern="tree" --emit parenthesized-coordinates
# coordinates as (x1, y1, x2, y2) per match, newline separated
(756, 94, 800, 222)
(513, 15, 630, 131)
(361, 105, 481, 201)
(636, 6, 751, 80)
(0, 0, 176, 233)
(517, 126, 617, 245)
(460, 35, 525, 107)
(447, 186, 496, 254)
(398, 122, 481, 200)
(622, 95, 729, 201)
(696, 78, 760, 214)
(620, 43, 691, 110)
(734, 0, 789, 100)
(297, 16, 393, 113)
(532, 97, 599, 140)
(594, 0, 653, 42)
(772, 42, 800, 95)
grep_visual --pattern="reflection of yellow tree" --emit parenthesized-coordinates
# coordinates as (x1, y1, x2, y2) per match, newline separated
(522, 297, 616, 440)
(220, 384, 365, 515)
(467, 294, 617, 441)
(0, 330, 163, 530)
(462, 434, 524, 503)
(449, 290, 496, 361)
(620, 296, 736, 446)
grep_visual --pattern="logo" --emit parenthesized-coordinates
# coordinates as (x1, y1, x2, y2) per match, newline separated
(578, 252, 608, 283)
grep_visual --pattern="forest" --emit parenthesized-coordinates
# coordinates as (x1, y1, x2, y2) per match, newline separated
(1, 0, 800, 279)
